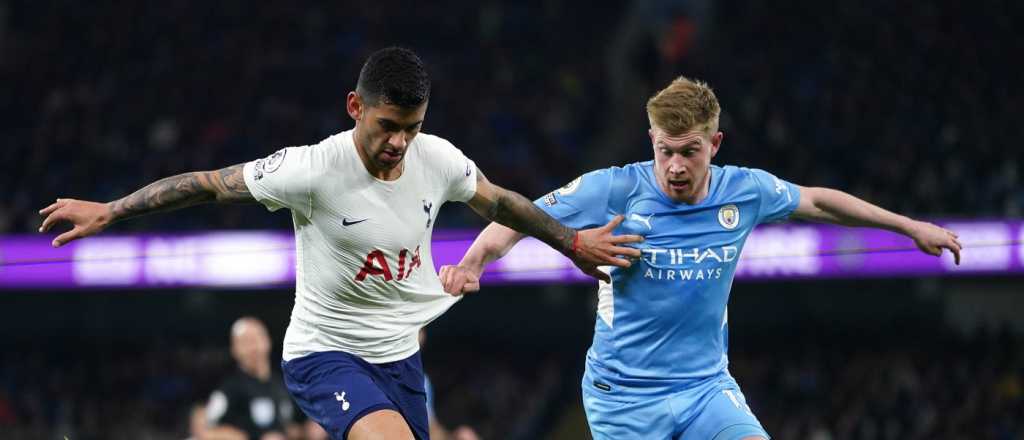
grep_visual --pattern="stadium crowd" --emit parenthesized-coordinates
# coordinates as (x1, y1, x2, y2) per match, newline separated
(735, 328, 1023, 440)
(0, 330, 1020, 439)
(2, 0, 1020, 236)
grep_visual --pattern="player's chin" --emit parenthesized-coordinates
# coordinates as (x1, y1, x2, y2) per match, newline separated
(663, 188, 685, 201)
(375, 155, 404, 168)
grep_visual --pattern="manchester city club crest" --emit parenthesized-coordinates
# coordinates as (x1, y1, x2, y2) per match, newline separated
(718, 204, 740, 230)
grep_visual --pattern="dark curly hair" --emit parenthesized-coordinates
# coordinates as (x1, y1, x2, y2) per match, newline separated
(356, 47, 431, 108)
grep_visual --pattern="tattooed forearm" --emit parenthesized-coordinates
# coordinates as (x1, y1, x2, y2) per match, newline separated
(210, 165, 253, 202)
(470, 168, 575, 253)
(488, 188, 576, 254)
(108, 164, 253, 222)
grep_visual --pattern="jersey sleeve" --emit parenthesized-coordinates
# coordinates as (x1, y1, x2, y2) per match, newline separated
(533, 169, 613, 230)
(440, 142, 478, 203)
(243, 146, 315, 217)
(748, 168, 800, 224)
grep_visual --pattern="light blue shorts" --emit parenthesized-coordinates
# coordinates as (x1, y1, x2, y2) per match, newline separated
(582, 368, 768, 440)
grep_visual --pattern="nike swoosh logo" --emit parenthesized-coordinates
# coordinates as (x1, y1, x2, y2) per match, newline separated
(342, 218, 369, 226)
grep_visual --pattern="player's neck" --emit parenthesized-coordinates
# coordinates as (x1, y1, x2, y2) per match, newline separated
(362, 158, 404, 181)
(692, 172, 712, 203)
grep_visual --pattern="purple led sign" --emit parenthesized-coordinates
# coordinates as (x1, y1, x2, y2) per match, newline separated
(1, 221, 1020, 289)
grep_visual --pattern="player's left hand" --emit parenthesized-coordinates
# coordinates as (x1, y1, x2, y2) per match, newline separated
(438, 264, 481, 296)
(908, 220, 962, 265)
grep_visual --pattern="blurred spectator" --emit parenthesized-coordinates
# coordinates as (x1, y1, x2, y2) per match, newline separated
(204, 317, 293, 440)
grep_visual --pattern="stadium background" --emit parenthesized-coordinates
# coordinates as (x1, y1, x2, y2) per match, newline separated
(2, 0, 1022, 439)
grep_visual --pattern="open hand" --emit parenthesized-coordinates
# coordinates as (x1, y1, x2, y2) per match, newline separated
(438, 264, 481, 296)
(908, 220, 962, 265)
(570, 215, 643, 282)
(38, 198, 112, 247)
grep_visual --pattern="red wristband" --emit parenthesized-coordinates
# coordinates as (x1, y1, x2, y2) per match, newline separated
(571, 231, 580, 256)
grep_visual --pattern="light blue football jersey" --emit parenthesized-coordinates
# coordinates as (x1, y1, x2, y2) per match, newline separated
(536, 162, 800, 397)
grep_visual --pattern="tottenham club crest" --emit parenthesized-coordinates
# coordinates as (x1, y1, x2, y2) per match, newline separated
(422, 199, 434, 228)
(717, 204, 740, 230)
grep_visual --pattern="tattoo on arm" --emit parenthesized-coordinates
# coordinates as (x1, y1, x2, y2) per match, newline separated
(108, 164, 253, 222)
(210, 165, 253, 202)
(476, 170, 575, 253)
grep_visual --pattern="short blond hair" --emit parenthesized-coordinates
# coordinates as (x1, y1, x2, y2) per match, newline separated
(646, 76, 721, 135)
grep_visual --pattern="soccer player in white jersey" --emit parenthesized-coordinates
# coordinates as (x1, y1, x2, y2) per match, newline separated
(440, 77, 963, 440)
(37, 47, 642, 440)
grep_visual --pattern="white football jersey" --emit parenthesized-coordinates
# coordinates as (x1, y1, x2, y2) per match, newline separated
(243, 129, 477, 363)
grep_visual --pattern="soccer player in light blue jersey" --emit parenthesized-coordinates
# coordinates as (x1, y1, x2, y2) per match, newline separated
(440, 77, 963, 439)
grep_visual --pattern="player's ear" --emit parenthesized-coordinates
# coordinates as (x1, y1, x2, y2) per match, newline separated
(346, 92, 362, 121)
(647, 129, 655, 144)
(709, 131, 724, 158)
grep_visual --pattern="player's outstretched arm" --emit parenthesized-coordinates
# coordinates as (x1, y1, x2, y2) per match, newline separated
(439, 222, 524, 295)
(792, 186, 962, 264)
(38, 164, 254, 247)
(464, 168, 641, 282)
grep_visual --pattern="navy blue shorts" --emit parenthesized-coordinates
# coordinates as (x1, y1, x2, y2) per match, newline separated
(282, 351, 428, 440)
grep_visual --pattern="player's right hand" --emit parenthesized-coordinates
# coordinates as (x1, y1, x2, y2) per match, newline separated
(38, 198, 112, 247)
(908, 220, 962, 265)
(570, 215, 643, 282)
(438, 264, 481, 296)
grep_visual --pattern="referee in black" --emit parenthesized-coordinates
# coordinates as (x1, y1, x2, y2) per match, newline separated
(204, 317, 296, 440)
